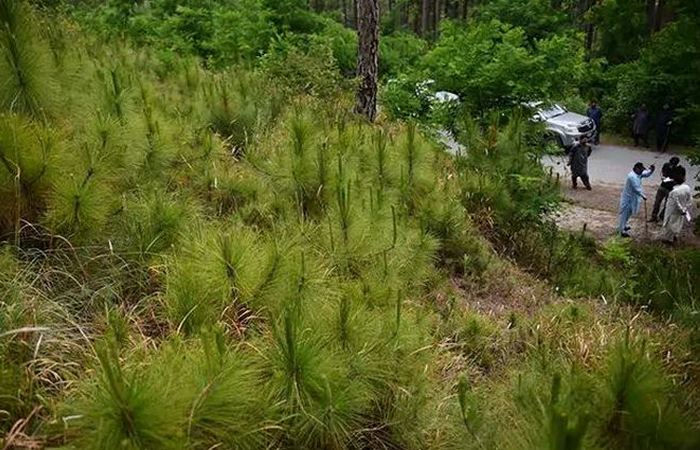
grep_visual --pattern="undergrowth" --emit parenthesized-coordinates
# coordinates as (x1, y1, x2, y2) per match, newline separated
(0, 2, 698, 449)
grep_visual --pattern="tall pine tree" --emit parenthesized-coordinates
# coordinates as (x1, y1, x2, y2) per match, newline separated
(355, 0, 379, 121)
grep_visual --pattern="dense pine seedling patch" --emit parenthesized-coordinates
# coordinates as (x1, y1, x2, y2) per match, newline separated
(1, 2, 699, 449)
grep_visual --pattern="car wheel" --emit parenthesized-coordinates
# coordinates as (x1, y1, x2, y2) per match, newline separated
(544, 133, 565, 151)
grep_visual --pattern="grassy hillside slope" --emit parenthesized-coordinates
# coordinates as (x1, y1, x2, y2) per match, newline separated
(1, 2, 699, 449)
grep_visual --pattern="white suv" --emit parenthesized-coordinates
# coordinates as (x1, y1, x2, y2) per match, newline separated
(529, 102, 596, 150)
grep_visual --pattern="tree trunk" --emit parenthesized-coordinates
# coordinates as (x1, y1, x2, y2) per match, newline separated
(583, 0, 595, 60)
(402, 0, 410, 29)
(421, 0, 430, 36)
(434, 0, 440, 38)
(584, 22, 594, 58)
(646, 0, 656, 33)
(461, 0, 468, 21)
(449, 0, 459, 18)
(356, 0, 380, 122)
(342, 0, 349, 26)
(653, 0, 665, 32)
(352, 0, 358, 29)
(413, 0, 421, 33)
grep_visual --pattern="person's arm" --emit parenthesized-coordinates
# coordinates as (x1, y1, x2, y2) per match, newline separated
(587, 146, 592, 157)
(640, 166, 655, 178)
(679, 190, 691, 215)
(670, 191, 690, 220)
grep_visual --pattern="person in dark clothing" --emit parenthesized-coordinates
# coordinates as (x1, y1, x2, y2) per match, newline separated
(568, 137, 592, 190)
(655, 104, 673, 152)
(586, 100, 602, 145)
(632, 105, 650, 147)
(649, 156, 680, 222)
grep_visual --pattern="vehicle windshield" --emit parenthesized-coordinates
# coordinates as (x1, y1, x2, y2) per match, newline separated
(539, 104, 566, 119)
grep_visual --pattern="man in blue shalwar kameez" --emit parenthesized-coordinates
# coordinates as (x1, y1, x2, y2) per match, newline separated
(618, 162, 655, 237)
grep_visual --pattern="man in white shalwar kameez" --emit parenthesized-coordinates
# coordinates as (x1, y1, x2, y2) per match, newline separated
(660, 166, 693, 243)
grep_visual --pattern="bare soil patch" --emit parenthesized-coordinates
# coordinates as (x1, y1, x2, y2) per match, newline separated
(554, 183, 700, 247)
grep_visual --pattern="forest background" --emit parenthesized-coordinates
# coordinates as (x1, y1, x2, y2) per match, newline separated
(58, 0, 700, 142)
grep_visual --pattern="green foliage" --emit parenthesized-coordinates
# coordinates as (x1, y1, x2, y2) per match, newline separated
(203, 70, 280, 154)
(260, 38, 346, 98)
(456, 113, 559, 242)
(263, 0, 325, 34)
(116, 189, 192, 260)
(2, 3, 699, 450)
(81, 0, 275, 67)
(600, 16, 700, 140)
(475, 0, 570, 42)
(314, 18, 357, 76)
(379, 32, 427, 78)
(76, 340, 187, 449)
(382, 74, 427, 120)
(0, 0, 58, 119)
(464, 325, 699, 450)
(0, 115, 58, 235)
(423, 20, 585, 111)
(592, 0, 649, 64)
(602, 333, 697, 448)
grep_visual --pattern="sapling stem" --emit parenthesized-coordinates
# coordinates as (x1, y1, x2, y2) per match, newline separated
(391, 205, 397, 248)
(383, 249, 388, 279)
(395, 289, 402, 335)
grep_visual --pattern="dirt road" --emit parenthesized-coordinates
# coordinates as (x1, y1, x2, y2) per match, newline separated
(541, 144, 697, 190)
(543, 145, 698, 245)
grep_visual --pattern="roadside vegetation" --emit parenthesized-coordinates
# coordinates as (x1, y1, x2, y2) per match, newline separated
(1, 1, 699, 449)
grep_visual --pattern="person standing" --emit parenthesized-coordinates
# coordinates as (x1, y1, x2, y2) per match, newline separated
(649, 156, 680, 223)
(568, 137, 592, 190)
(632, 105, 650, 147)
(659, 166, 692, 244)
(586, 100, 602, 145)
(655, 103, 673, 152)
(618, 162, 655, 237)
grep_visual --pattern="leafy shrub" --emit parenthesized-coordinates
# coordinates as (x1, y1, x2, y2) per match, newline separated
(381, 75, 427, 120)
(599, 16, 700, 142)
(422, 20, 585, 112)
(314, 18, 357, 76)
(474, 0, 570, 42)
(379, 32, 427, 79)
(260, 38, 346, 98)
